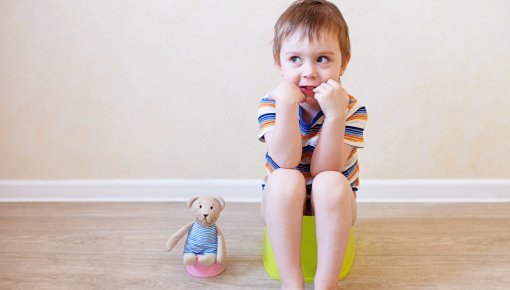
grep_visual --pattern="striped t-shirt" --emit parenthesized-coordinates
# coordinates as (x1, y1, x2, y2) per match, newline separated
(257, 94, 368, 196)
(183, 223, 218, 255)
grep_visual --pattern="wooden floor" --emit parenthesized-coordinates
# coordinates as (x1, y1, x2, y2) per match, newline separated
(0, 202, 509, 290)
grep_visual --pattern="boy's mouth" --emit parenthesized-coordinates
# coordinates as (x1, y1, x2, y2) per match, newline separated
(299, 86, 317, 96)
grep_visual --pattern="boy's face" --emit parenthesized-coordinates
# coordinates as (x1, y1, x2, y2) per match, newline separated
(276, 28, 347, 105)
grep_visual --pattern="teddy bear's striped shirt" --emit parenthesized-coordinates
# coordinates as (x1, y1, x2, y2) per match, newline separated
(183, 222, 218, 255)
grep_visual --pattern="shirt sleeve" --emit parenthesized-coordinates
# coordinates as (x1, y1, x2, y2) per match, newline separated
(344, 95, 368, 148)
(257, 97, 276, 142)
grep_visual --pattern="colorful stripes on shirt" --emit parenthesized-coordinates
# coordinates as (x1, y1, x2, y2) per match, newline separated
(183, 223, 218, 255)
(257, 94, 368, 195)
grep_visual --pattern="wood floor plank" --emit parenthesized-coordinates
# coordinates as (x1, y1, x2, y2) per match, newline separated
(1, 202, 509, 289)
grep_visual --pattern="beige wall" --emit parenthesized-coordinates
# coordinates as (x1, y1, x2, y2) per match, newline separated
(1, 0, 509, 180)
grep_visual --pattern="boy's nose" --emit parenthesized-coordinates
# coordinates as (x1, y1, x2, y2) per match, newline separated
(302, 63, 317, 79)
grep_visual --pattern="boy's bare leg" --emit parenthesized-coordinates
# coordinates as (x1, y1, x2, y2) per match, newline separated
(261, 168, 306, 290)
(311, 171, 356, 290)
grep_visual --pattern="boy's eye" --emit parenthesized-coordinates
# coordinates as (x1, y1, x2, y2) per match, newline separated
(317, 56, 329, 63)
(290, 56, 301, 63)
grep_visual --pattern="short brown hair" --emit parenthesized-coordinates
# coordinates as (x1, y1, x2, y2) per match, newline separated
(273, 0, 351, 68)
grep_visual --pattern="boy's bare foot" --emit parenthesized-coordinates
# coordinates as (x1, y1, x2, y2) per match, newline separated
(314, 280, 339, 290)
(281, 279, 304, 290)
(281, 284, 304, 290)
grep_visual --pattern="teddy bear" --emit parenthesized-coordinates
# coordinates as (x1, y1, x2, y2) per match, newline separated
(165, 196, 227, 267)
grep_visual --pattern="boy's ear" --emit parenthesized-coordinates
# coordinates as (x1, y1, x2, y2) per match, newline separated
(339, 53, 351, 76)
(273, 54, 282, 72)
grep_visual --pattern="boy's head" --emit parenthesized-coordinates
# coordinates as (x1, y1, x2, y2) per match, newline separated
(273, 0, 351, 71)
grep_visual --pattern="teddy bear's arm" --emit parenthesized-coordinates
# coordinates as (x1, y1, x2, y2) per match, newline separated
(215, 225, 227, 265)
(165, 223, 192, 252)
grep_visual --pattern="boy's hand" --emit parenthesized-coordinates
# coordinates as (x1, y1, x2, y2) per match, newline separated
(313, 79, 349, 118)
(269, 80, 305, 105)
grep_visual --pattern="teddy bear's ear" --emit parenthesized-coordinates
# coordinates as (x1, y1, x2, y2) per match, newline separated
(187, 196, 200, 208)
(214, 196, 225, 210)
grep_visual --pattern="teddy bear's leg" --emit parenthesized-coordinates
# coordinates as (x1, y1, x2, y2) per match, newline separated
(183, 253, 197, 265)
(197, 254, 216, 266)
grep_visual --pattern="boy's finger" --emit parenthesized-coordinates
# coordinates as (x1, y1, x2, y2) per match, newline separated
(315, 83, 329, 91)
(313, 86, 320, 93)
(327, 79, 340, 88)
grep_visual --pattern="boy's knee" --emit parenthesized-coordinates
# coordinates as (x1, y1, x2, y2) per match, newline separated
(313, 171, 349, 189)
(266, 169, 306, 203)
(312, 171, 351, 203)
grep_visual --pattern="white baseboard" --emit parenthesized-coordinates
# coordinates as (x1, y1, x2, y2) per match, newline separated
(0, 179, 509, 202)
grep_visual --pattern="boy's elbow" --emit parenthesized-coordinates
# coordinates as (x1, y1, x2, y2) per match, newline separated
(275, 160, 300, 169)
(310, 166, 322, 178)
(272, 156, 300, 169)
(268, 149, 301, 169)
(310, 163, 344, 177)
(278, 163, 300, 170)
(310, 166, 318, 178)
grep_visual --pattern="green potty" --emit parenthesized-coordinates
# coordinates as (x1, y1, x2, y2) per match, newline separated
(262, 216, 355, 283)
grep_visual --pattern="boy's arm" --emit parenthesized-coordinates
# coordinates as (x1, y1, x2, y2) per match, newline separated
(265, 81, 304, 169)
(310, 79, 351, 176)
(310, 116, 353, 176)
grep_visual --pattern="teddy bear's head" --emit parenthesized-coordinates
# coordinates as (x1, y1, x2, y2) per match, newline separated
(187, 196, 225, 227)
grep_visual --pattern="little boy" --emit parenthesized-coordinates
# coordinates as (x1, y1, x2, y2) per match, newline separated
(257, 1, 367, 289)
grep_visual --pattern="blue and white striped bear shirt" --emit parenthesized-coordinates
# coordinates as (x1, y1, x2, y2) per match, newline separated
(183, 222, 218, 255)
